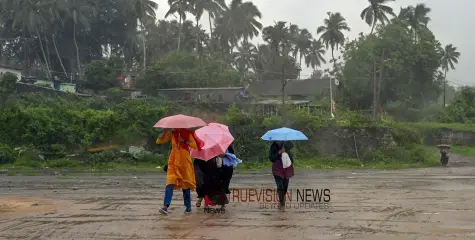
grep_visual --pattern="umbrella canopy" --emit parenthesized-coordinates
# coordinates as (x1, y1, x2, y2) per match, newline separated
(190, 124, 234, 161)
(261, 127, 309, 141)
(208, 122, 230, 132)
(153, 114, 207, 129)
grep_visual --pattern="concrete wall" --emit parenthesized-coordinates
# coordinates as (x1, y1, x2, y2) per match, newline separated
(15, 82, 91, 97)
(0, 67, 22, 80)
(423, 128, 475, 145)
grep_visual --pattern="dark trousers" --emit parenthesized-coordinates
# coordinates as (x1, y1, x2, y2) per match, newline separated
(221, 166, 234, 194)
(273, 175, 289, 206)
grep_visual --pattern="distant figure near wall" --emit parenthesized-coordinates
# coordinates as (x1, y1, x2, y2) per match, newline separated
(437, 144, 451, 167)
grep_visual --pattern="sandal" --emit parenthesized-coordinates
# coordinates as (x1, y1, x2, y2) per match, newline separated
(278, 204, 285, 212)
(196, 198, 202, 208)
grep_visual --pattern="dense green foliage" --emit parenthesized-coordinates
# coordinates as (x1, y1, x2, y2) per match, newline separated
(0, 89, 444, 169)
(340, 21, 443, 110)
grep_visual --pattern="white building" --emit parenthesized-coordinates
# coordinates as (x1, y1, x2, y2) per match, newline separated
(0, 65, 22, 80)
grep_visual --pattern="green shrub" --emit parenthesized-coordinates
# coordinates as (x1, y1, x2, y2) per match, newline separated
(14, 149, 42, 168)
(0, 144, 16, 164)
(390, 125, 423, 146)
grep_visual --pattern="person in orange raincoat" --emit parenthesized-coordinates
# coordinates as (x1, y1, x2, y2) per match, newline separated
(157, 128, 203, 215)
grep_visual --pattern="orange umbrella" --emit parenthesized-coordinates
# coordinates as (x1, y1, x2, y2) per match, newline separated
(153, 114, 207, 129)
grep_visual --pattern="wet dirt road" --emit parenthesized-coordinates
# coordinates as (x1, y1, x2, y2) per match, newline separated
(1, 166, 475, 239)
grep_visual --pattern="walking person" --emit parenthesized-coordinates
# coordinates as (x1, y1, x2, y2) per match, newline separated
(194, 156, 229, 211)
(269, 141, 294, 212)
(194, 144, 241, 209)
(156, 128, 203, 215)
(221, 144, 240, 194)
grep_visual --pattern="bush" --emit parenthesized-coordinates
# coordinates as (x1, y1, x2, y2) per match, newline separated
(0, 144, 16, 164)
(0, 92, 450, 169)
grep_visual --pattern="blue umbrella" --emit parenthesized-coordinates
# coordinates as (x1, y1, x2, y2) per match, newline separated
(261, 127, 309, 141)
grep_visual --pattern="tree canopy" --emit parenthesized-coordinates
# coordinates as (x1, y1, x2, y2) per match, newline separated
(0, 0, 463, 112)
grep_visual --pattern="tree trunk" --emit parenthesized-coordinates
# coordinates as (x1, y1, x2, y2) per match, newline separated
(195, 17, 200, 52)
(208, 14, 213, 38)
(281, 62, 285, 106)
(370, 23, 375, 35)
(331, 47, 335, 65)
(43, 31, 52, 75)
(36, 29, 51, 79)
(141, 19, 147, 72)
(443, 69, 447, 108)
(298, 54, 303, 79)
(331, 46, 336, 101)
(52, 33, 68, 78)
(376, 49, 385, 117)
(177, 16, 183, 51)
(372, 57, 377, 118)
(73, 23, 82, 78)
(196, 17, 202, 66)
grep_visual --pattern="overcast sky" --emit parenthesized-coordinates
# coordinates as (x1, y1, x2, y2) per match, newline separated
(153, 0, 472, 86)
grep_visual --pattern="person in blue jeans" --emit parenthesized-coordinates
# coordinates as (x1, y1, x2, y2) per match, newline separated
(162, 184, 191, 214)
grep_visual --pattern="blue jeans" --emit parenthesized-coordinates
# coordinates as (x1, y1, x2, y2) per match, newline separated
(163, 184, 191, 209)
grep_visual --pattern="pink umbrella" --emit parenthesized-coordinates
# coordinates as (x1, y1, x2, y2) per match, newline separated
(208, 122, 230, 132)
(153, 114, 207, 129)
(190, 124, 234, 161)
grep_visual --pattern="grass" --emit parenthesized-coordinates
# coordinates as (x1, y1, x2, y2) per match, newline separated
(236, 155, 440, 171)
(1, 156, 440, 176)
(0, 145, 441, 175)
(451, 145, 475, 157)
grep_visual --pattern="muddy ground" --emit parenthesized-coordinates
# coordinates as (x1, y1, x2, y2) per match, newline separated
(1, 158, 475, 239)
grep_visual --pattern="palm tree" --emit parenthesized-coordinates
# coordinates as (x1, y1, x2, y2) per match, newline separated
(262, 21, 290, 57)
(44, 0, 69, 78)
(397, 4, 431, 41)
(360, 0, 395, 34)
(190, 0, 225, 41)
(262, 21, 292, 103)
(292, 28, 313, 78)
(441, 44, 461, 107)
(305, 39, 326, 71)
(165, 0, 193, 51)
(317, 12, 350, 64)
(62, 0, 95, 76)
(232, 41, 257, 83)
(214, 0, 262, 49)
(11, 0, 52, 79)
(130, 0, 158, 71)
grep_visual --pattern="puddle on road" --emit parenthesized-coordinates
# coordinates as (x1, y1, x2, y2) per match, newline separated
(0, 196, 65, 217)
